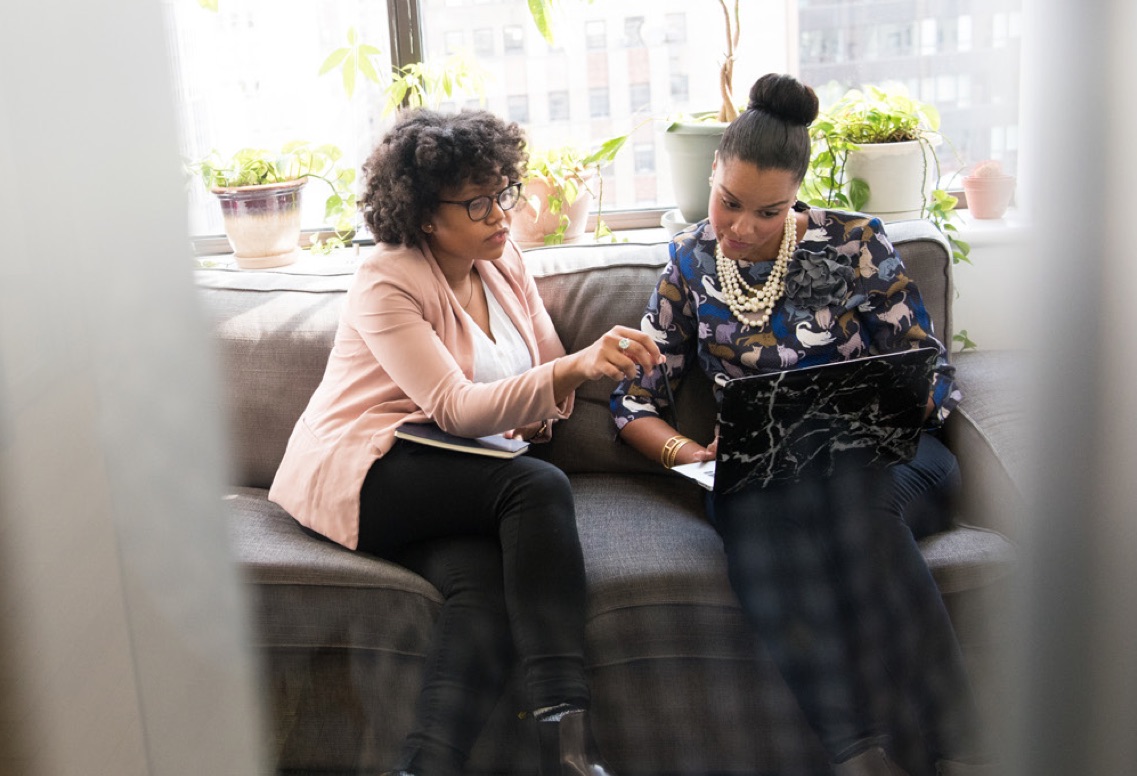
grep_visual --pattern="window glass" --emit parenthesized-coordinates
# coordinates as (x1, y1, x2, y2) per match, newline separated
(799, 0, 1024, 178)
(168, 0, 1024, 238)
(165, 0, 392, 237)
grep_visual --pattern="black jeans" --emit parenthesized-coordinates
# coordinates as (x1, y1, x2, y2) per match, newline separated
(706, 433, 981, 766)
(358, 441, 590, 776)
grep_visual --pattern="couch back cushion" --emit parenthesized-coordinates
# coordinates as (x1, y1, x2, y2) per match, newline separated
(199, 220, 952, 486)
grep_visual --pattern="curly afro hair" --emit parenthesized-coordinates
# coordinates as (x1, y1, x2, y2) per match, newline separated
(361, 109, 528, 246)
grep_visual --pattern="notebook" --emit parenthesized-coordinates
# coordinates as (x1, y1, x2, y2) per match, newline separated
(394, 422, 530, 459)
(673, 347, 939, 494)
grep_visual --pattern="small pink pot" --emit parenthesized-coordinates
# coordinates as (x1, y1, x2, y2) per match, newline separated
(961, 175, 1016, 219)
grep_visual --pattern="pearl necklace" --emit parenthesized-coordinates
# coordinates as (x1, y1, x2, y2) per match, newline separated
(715, 209, 797, 329)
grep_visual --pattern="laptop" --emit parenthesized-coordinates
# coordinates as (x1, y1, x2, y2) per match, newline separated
(673, 347, 939, 495)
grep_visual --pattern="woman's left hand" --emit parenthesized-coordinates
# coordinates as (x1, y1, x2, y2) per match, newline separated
(505, 420, 553, 444)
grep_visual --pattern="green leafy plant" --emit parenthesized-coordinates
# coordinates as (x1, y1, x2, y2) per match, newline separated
(953, 329, 978, 351)
(188, 142, 357, 253)
(801, 84, 971, 264)
(521, 133, 630, 245)
(382, 51, 491, 115)
(318, 26, 386, 99)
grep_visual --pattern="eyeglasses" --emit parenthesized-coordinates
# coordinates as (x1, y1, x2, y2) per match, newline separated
(438, 182, 523, 222)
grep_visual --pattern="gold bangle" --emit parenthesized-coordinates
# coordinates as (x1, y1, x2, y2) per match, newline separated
(660, 435, 693, 469)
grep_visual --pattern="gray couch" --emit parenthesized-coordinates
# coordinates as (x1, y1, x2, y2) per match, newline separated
(197, 219, 1020, 776)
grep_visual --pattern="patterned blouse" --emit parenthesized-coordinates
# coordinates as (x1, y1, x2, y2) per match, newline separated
(610, 204, 961, 431)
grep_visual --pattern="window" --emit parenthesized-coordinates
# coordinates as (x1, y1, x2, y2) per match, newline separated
(473, 28, 495, 58)
(629, 82, 652, 114)
(503, 25, 525, 55)
(168, 0, 1024, 239)
(548, 90, 570, 122)
(165, 0, 392, 237)
(585, 20, 607, 51)
(664, 13, 687, 44)
(798, 0, 1023, 176)
(507, 95, 529, 123)
(634, 143, 656, 174)
(623, 17, 645, 48)
(589, 87, 610, 119)
(443, 30, 465, 55)
(670, 74, 689, 103)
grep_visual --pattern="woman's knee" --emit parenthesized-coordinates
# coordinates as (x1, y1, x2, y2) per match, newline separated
(500, 458, 574, 519)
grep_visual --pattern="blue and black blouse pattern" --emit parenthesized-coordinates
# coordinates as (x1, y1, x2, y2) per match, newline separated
(611, 204, 961, 430)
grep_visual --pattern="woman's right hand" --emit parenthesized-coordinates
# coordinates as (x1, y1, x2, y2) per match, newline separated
(553, 325, 664, 399)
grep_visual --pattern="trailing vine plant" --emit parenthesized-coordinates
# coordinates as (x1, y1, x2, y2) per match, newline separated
(800, 85, 971, 265)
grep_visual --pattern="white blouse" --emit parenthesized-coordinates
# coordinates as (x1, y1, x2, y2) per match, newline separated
(466, 277, 533, 383)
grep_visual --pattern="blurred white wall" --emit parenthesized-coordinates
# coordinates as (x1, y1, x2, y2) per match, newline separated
(1006, 0, 1137, 774)
(0, 1, 266, 774)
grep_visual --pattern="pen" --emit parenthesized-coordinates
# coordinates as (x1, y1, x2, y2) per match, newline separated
(659, 361, 680, 434)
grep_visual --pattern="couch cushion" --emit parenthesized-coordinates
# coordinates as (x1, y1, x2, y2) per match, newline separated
(945, 349, 1030, 539)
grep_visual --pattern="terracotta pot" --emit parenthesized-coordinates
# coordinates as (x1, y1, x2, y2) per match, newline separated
(510, 174, 595, 247)
(212, 180, 306, 269)
(961, 175, 1016, 219)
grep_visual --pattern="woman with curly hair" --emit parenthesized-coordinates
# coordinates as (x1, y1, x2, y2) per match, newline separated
(611, 74, 988, 776)
(270, 109, 650, 776)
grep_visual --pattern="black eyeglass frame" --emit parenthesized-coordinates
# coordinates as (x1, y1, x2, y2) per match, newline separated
(437, 182, 523, 222)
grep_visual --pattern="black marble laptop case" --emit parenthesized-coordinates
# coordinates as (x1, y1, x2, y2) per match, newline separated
(713, 348, 939, 494)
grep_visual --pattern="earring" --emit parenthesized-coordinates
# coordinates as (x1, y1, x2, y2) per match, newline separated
(707, 175, 714, 185)
(422, 224, 434, 233)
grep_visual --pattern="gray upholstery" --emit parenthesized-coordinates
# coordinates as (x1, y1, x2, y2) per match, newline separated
(198, 219, 1020, 775)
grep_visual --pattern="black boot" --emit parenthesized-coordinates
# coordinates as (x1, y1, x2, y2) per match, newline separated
(832, 747, 910, 776)
(537, 709, 616, 776)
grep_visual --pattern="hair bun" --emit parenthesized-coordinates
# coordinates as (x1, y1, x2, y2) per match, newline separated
(747, 73, 819, 127)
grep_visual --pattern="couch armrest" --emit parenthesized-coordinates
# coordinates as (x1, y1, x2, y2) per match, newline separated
(943, 349, 1030, 539)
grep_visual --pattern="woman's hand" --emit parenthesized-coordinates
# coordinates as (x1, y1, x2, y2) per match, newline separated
(684, 435, 717, 464)
(553, 326, 664, 400)
(504, 420, 553, 444)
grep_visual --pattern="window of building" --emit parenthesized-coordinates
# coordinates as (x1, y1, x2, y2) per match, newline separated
(633, 143, 656, 174)
(548, 90, 570, 122)
(503, 25, 525, 55)
(473, 28, 495, 57)
(629, 82, 652, 113)
(443, 30, 464, 55)
(585, 20, 607, 50)
(664, 13, 687, 44)
(623, 17, 645, 48)
(589, 87, 610, 119)
(507, 95, 530, 123)
(670, 74, 689, 103)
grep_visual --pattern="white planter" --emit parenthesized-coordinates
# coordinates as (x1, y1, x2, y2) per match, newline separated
(844, 137, 940, 222)
(662, 120, 727, 223)
(212, 180, 306, 269)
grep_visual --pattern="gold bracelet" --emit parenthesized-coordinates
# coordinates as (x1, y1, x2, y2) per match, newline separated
(660, 435, 693, 469)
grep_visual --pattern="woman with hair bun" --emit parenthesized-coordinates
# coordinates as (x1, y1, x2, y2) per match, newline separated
(271, 108, 652, 776)
(612, 74, 989, 776)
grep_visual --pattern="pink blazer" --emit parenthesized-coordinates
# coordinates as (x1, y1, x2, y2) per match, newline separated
(268, 238, 574, 549)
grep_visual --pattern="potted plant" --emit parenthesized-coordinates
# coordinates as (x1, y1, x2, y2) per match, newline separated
(961, 159, 1015, 219)
(511, 134, 629, 247)
(802, 84, 970, 264)
(190, 142, 356, 269)
(661, 0, 742, 224)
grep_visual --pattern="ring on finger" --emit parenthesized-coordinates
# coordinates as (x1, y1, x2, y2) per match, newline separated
(618, 337, 631, 351)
